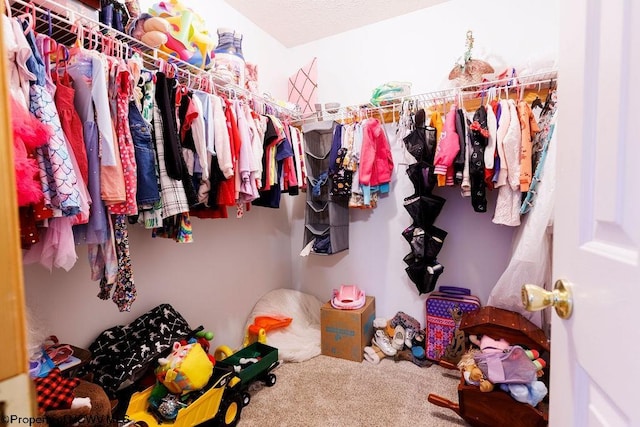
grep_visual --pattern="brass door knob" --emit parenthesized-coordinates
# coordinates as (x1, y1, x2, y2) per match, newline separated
(521, 279, 573, 319)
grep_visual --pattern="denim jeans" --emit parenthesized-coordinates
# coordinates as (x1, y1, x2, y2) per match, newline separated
(128, 101, 160, 205)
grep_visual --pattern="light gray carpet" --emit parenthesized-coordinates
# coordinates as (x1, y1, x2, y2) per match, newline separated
(238, 354, 470, 426)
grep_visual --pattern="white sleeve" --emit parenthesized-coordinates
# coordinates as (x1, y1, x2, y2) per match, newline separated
(211, 95, 233, 178)
(190, 95, 209, 180)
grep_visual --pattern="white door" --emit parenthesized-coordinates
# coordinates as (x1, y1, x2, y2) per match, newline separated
(552, 0, 640, 426)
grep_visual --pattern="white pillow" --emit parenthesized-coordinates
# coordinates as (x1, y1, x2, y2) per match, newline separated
(244, 288, 322, 362)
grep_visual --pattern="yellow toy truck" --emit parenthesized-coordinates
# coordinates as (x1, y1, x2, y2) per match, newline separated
(123, 342, 279, 426)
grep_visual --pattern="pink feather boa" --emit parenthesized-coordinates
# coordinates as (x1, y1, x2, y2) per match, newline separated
(11, 97, 52, 206)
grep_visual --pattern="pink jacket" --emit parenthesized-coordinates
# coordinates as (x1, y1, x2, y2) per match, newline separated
(433, 106, 460, 185)
(359, 119, 394, 187)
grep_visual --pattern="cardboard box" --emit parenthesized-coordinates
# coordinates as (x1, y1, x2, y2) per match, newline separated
(321, 296, 375, 362)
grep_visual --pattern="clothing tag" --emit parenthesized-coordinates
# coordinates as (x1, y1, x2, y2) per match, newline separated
(299, 239, 315, 257)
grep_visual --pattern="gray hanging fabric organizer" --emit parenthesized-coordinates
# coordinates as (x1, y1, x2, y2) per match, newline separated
(302, 120, 349, 255)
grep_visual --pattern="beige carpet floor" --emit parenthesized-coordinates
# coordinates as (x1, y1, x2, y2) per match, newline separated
(238, 354, 470, 427)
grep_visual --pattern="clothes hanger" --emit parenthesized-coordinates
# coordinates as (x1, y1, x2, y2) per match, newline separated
(531, 94, 544, 110)
(53, 44, 71, 85)
(70, 20, 84, 50)
(156, 58, 166, 75)
(18, 2, 36, 34)
(4, 0, 12, 18)
(540, 78, 555, 115)
(46, 9, 53, 38)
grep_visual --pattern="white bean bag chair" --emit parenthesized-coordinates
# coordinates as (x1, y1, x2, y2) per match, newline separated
(244, 288, 322, 362)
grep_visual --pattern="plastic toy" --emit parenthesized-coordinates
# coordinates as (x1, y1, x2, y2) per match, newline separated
(125, 364, 242, 427)
(243, 315, 292, 347)
(331, 285, 366, 310)
(125, 332, 278, 426)
(155, 341, 214, 394)
(215, 342, 280, 407)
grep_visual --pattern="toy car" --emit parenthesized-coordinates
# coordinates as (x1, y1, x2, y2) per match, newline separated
(123, 342, 279, 426)
(215, 341, 280, 407)
(124, 364, 243, 427)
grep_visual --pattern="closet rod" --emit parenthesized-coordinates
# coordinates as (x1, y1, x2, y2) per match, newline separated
(294, 69, 558, 124)
(9, 0, 301, 120)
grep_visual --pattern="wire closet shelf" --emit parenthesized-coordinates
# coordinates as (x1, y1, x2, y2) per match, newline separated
(8, 0, 302, 120)
(296, 69, 558, 124)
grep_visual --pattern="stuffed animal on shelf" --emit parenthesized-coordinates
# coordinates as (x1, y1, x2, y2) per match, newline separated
(148, 0, 217, 69)
(127, 13, 171, 48)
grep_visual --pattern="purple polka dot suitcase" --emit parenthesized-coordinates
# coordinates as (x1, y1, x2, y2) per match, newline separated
(425, 286, 480, 362)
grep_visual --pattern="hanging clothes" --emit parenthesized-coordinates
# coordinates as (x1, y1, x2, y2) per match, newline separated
(234, 99, 259, 203)
(53, 63, 89, 184)
(453, 108, 466, 185)
(2, 15, 35, 109)
(108, 61, 138, 216)
(433, 105, 460, 186)
(66, 45, 114, 245)
(135, 72, 163, 229)
(359, 118, 394, 206)
(468, 106, 488, 212)
(521, 91, 558, 214)
(492, 100, 522, 226)
(484, 103, 498, 190)
(25, 24, 81, 217)
(517, 100, 540, 192)
(152, 100, 190, 219)
(487, 114, 559, 327)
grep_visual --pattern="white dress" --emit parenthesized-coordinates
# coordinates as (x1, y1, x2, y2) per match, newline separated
(3, 15, 35, 108)
(492, 100, 522, 226)
(487, 115, 558, 327)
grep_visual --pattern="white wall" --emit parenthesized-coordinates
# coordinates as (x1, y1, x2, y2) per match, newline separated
(24, 207, 294, 350)
(286, 0, 559, 107)
(287, 0, 559, 325)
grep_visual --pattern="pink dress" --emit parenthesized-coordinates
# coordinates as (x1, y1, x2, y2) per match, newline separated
(108, 62, 138, 215)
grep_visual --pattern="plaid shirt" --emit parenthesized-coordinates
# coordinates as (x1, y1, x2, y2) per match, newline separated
(153, 105, 190, 218)
(33, 368, 79, 412)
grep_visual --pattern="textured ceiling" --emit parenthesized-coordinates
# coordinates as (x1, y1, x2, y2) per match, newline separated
(223, 0, 449, 47)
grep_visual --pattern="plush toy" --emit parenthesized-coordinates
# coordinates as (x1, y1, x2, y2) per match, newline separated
(470, 334, 549, 406)
(155, 340, 214, 395)
(127, 13, 171, 48)
(457, 349, 494, 392)
(32, 367, 115, 427)
(472, 334, 547, 377)
(148, 0, 216, 69)
(500, 381, 548, 407)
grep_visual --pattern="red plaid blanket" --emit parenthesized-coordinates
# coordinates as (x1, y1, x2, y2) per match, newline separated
(33, 368, 79, 412)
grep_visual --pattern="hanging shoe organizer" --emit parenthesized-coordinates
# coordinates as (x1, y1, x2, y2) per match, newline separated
(302, 120, 349, 255)
(401, 123, 448, 294)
